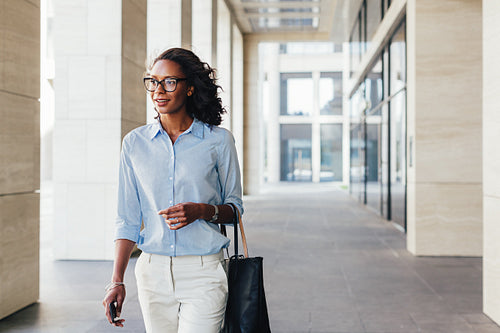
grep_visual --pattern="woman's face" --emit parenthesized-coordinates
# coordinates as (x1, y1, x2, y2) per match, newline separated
(148, 59, 193, 116)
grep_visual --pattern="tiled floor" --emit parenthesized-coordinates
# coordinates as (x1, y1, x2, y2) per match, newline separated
(0, 182, 499, 332)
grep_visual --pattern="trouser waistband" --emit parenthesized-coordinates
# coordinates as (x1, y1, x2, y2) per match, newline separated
(141, 251, 223, 266)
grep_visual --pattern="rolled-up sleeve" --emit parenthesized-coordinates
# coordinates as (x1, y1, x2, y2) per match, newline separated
(114, 134, 142, 242)
(217, 130, 244, 216)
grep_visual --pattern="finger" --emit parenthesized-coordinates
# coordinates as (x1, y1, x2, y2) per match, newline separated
(162, 212, 184, 220)
(165, 217, 186, 225)
(116, 296, 124, 317)
(158, 204, 182, 215)
(113, 319, 125, 327)
(168, 222, 188, 230)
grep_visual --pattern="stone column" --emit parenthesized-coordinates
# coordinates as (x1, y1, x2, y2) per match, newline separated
(342, 42, 351, 186)
(483, 0, 500, 325)
(406, 0, 482, 256)
(231, 24, 244, 180)
(0, 0, 40, 319)
(147, 0, 192, 123)
(243, 37, 263, 195)
(217, 0, 232, 130)
(192, 0, 217, 64)
(311, 71, 321, 183)
(265, 44, 281, 183)
(53, 0, 146, 260)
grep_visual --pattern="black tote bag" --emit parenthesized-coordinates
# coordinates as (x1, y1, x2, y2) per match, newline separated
(221, 204, 271, 333)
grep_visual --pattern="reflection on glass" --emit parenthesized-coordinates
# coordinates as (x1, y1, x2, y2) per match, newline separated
(390, 91, 406, 227)
(320, 124, 342, 181)
(279, 42, 339, 54)
(350, 124, 365, 203)
(365, 56, 383, 115)
(350, 84, 365, 119)
(390, 21, 406, 95)
(366, 0, 382, 49)
(280, 124, 312, 181)
(319, 72, 342, 115)
(280, 73, 313, 116)
(350, 17, 360, 76)
(349, 17, 406, 228)
(366, 123, 381, 212)
(360, 4, 366, 53)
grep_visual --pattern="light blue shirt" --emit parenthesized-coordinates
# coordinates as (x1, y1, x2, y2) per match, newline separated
(114, 118, 243, 256)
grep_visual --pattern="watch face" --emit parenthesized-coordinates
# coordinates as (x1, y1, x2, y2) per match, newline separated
(210, 205, 218, 222)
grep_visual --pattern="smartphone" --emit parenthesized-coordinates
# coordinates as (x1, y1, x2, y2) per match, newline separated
(109, 302, 117, 323)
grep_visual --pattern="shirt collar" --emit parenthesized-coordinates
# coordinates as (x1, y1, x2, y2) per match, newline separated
(149, 118, 204, 140)
(149, 120, 163, 140)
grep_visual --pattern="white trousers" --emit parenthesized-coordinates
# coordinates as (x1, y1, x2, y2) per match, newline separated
(135, 251, 228, 333)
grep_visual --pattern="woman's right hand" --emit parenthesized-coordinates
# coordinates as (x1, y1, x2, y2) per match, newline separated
(102, 285, 126, 327)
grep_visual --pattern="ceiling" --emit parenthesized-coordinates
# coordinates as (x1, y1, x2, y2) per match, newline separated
(225, 0, 342, 40)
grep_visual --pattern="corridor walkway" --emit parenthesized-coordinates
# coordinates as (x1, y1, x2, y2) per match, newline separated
(0, 183, 498, 332)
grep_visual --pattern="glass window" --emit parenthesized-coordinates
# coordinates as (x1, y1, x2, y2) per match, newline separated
(350, 123, 365, 203)
(319, 72, 342, 115)
(390, 21, 406, 94)
(348, 18, 406, 228)
(279, 42, 338, 54)
(360, 2, 366, 54)
(385, 0, 391, 12)
(365, 56, 383, 115)
(390, 90, 406, 227)
(350, 17, 360, 76)
(389, 19, 406, 228)
(320, 124, 343, 182)
(366, 0, 382, 48)
(366, 123, 381, 212)
(350, 83, 365, 120)
(280, 73, 313, 116)
(280, 124, 312, 181)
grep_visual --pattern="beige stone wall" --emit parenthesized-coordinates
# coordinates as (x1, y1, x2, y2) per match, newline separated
(483, 0, 500, 324)
(406, 0, 482, 256)
(243, 38, 262, 195)
(0, 0, 40, 319)
(122, 0, 147, 137)
(53, 0, 146, 260)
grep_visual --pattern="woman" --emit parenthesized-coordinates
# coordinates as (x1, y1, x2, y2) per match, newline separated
(102, 48, 243, 333)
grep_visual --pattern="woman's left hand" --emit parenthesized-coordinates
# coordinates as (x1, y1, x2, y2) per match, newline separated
(159, 202, 205, 230)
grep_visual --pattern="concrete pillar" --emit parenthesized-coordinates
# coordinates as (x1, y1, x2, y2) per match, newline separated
(53, 0, 146, 260)
(406, 0, 482, 256)
(483, 0, 500, 325)
(147, 0, 191, 53)
(0, 0, 40, 319)
(232, 24, 244, 176)
(342, 42, 350, 186)
(243, 38, 263, 194)
(147, 0, 192, 123)
(265, 44, 281, 183)
(312, 71, 321, 183)
(181, 0, 192, 48)
(217, 0, 232, 130)
(192, 0, 217, 64)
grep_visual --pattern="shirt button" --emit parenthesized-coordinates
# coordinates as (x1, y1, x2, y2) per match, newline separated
(169, 200, 173, 204)
(170, 245, 174, 248)
(169, 177, 173, 180)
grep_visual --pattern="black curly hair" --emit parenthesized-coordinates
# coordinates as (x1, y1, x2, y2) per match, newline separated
(147, 48, 226, 126)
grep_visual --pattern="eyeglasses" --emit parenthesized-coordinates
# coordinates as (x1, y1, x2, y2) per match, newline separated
(143, 77, 187, 92)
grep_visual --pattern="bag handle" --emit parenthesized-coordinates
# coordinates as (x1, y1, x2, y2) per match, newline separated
(221, 203, 249, 259)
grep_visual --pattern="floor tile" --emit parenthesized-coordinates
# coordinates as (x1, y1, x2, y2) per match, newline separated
(1, 182, 499, 332)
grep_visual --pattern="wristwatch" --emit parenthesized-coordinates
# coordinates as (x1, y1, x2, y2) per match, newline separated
(208, 204, 219, 222)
